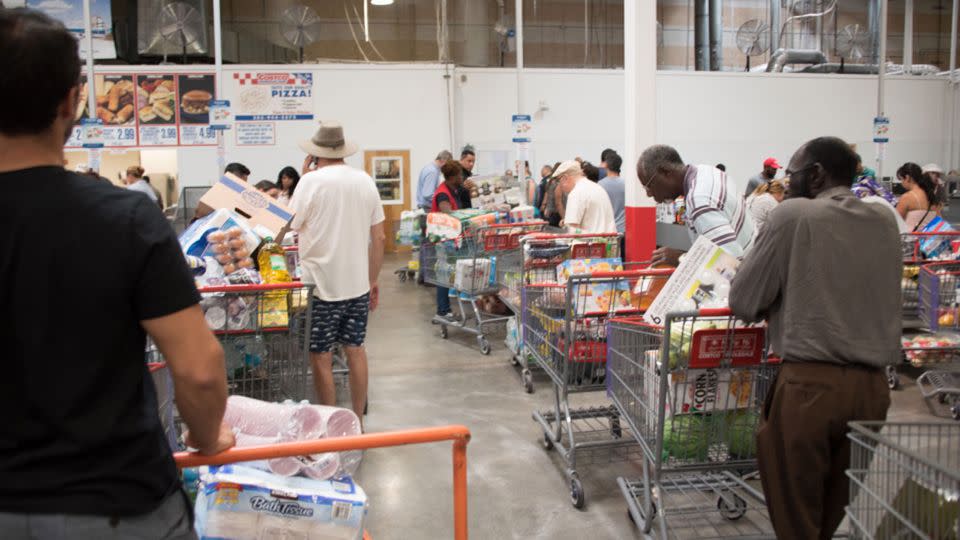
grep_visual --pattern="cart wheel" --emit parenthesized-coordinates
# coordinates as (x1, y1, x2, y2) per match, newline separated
(398, 272, 407, 282)
(611, 416, 623, 439)
(952, 403, 960, 421)
(439, 325, 448, 339)
(717, 494, 747, 521)
(542, 433, 554, 451)
(522, 369, 534, 394)
(569, 473, 585, 509)
(886, 365, 900, 390)
(478, 337, 491, 355)
(509, 354, 520, 367)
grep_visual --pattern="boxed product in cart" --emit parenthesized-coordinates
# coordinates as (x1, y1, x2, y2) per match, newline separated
(454, 258, 492, 291)
(195, 464, 367, 540)
(196, 173, 295, 240)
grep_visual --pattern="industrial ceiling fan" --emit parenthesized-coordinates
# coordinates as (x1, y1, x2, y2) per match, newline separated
(835, 23, 870, 72)
(736, 19, 770, 71)
(157, 1, 203, 64)
(280, 4, 322, 63)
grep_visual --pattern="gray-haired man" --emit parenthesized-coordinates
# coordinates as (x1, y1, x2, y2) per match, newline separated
(416, 150, 454, 210)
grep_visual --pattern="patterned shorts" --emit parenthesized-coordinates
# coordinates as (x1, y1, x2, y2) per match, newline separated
(309, 293, 370, 353)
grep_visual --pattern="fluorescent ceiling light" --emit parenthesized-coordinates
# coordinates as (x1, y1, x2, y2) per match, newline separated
(371, 0, 394, 5)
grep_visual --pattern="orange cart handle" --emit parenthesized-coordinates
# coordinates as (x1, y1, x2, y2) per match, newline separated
(175, 426, 471, 540)
(198, 282, 311, 293)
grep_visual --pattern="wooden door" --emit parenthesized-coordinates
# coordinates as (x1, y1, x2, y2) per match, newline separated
(364, 150, 412, 254)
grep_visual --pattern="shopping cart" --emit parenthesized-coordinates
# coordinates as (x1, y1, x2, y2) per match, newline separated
(914, 262, 960, 419)
(901, 232, 960, 327)
(846, 422, 959, 539)
(514, 232, 623, 393)
(526, 269, 670, 508)
(606, 309, 777, 538)
(196, 282, 313, 402)
(421, 224, 519, 354)
(174, 425, 471, 540)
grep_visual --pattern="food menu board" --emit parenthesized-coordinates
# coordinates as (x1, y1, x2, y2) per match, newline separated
(136, 75, 178, 146)
(178, 74, 217, 146)
(67, 72, 217, 149)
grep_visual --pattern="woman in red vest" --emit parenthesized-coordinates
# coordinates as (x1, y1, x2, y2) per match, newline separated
(433, 160, 464, 320)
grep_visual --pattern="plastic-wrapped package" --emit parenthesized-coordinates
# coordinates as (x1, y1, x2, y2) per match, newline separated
(224, 397, 362, 480)
(194, 465, 367, 540)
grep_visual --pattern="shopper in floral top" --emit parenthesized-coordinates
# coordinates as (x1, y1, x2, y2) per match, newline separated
(851, 154, 897, 205)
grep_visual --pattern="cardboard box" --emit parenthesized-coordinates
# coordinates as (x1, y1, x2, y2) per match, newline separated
(196, 173, 295, 240)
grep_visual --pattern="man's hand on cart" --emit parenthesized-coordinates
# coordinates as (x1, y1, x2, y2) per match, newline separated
(650, 246, 684, 267)
(369, 282, 380, 312)
(185, 421, 237, 456)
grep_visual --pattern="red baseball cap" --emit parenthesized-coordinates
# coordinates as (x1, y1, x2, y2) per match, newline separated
(763, 158, 782, 169)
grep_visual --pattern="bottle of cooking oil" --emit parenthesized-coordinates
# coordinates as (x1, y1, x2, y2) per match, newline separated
(257, 237, 291, 283)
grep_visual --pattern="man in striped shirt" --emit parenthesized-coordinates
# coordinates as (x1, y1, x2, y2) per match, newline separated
(637, 145, 755, 266)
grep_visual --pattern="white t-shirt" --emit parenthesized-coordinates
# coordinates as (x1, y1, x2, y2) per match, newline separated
(127, 179, 158, 203)
(563, 178, 618, 234)
(290, 165, 386, 301)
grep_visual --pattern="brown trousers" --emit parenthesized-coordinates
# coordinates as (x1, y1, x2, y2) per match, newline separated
(757, 362, 890, 540)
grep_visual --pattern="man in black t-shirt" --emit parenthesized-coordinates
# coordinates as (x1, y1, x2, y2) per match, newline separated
(457, 147, 477, 208)
(0, 9, 233, 538)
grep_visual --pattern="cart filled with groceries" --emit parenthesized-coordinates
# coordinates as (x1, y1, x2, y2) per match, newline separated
(525, 263, 672, 508)
(914, 260, 960, 419)
(154, 176, 391, 539)
(513, 233, 625, 393)
(421, 209, 531, 354)
(606, 310, 778, 538)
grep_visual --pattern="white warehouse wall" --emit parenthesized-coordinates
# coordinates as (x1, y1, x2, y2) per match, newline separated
(457, 68, 954, 192)
(172, 64, 954, 196)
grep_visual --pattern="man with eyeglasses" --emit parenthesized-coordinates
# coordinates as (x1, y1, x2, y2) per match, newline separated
(729, 136, 899, 540)
(636, 145, 754, 266)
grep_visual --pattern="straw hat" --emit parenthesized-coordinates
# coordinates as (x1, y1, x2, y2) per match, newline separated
(298, 121, 358, 159)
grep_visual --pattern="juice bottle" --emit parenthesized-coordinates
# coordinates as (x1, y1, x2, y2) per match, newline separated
(257, 237, 291, 283)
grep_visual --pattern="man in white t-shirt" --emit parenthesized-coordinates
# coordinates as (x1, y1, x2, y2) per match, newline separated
(558, 160, 617, 234)
(290, 122, 386, 421)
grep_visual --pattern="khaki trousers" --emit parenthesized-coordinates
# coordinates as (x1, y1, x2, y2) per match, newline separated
(757, 362, 890, 540)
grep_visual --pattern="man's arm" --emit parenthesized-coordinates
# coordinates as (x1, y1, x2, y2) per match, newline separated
(729, 216, 785, 323)
(368, 221, 386, 311)
(142, 306, 234, 455)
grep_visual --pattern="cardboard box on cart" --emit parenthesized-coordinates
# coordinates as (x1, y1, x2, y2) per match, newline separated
(196, 173, 296, 241)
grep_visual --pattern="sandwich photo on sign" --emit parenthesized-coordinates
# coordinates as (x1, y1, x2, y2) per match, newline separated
(136, 75, 176, 125)
(177, 74, 214, 124)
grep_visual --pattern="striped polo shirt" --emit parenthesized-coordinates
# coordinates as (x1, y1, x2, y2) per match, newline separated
(683, 164, 755, 258)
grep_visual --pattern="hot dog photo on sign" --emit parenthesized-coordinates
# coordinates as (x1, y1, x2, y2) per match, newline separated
(178, 74, 214, 124)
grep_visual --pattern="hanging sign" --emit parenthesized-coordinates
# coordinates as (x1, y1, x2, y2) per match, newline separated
(512, 114, 532, 143)
(873, 116, 890, 144)
(233, 72, 315, 121)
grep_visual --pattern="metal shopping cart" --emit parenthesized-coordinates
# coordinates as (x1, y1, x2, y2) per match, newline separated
(846, 422, 959, 539)
(606, 309, 778, 538)
(194, 282, 313, 402)
(421, 223, 522, 354)
(514, 232, 623, 393)
(174, 425, 472, 540)
(914, 262, 960, 419)
(526, 269, 669, 508)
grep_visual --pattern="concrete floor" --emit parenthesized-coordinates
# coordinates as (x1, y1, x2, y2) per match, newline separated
(349, 254, 954, 540)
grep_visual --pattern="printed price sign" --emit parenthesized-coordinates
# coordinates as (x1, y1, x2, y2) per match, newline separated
(210, 100, 233, 131)
(512, 114, 532, 143)
(81, 119, 104, 148)
(180, 125, 217, 146)
(236, 122, 276, 146)
(873, 116, 890, 144)
(139, 125, 179, 146)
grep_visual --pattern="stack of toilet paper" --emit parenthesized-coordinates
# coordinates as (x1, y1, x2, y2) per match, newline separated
(195, 464, 366, 540)
(223, 396, 363, 480)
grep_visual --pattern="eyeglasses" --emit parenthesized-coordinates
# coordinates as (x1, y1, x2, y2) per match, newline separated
(640, 170, 659, 190)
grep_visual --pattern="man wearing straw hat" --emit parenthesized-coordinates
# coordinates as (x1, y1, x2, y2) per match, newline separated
(292, 122, 386, 422)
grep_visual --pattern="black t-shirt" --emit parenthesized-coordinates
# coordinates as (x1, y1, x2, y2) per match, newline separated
(0, 167, 200, 516)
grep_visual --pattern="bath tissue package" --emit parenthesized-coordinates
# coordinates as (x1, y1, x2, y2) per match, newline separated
(195, 464, 367, 540)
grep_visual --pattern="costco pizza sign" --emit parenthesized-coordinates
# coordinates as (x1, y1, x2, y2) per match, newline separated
(233, 72, 314, 121)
